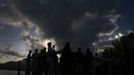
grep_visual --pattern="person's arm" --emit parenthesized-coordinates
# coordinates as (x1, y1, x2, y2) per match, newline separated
(56, 50, 62, 54)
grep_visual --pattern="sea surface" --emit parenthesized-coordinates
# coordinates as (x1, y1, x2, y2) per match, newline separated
(0, 70, 24, 75)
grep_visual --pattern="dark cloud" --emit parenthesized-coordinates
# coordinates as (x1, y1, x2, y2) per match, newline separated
(1, 0, 120, 51)
(20, 31, 43, 50)
(0, 46, 24, 58)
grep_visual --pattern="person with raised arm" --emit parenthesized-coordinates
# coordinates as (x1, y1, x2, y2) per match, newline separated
(25, 50, 32, 75)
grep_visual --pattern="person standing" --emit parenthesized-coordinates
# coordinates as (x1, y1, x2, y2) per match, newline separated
(25, 50, 32, 75)
(39, 48, 47, 75)
(60, 42, 74, 75)
(32, 49, 39, 75)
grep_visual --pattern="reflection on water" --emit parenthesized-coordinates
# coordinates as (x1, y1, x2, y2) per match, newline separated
(0, 70, 24, 75)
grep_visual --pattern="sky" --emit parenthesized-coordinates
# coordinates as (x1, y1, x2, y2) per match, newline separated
(0, 0, 134, 63)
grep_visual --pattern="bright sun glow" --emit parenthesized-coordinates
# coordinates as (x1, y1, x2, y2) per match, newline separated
(38, 38, 58, 51)
(115, 35, 119, 39)
(119, 33, 123, 37)
(115, 33, 123, 39)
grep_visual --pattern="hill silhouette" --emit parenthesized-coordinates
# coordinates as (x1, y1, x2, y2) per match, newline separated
(0, 61, 25, 71)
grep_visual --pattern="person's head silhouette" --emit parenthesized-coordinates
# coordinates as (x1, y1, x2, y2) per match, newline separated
(47, 42, 52, 48)
(40, 49, 44, 53)
(29, 50, 32, 54)
(64, 42, 70, 48)
(63, 42, 71, 53)
(35, 49, 38, 53)
(86, 48, 90, 53)
(27, 50, 32, 58)
(78, 48, 82, 52)
(43, 47, 46, 52)
(95, 53, 98, 56)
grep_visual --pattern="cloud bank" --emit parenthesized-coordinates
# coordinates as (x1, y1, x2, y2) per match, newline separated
(0, 45, 24, 58)
(0, 0, 120, 51)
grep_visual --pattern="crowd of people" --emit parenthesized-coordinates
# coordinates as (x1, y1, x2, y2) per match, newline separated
(23, 42, 125, 75)
(24, 42, 94, 75)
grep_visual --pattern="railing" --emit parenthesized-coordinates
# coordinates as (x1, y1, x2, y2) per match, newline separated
(17, 56, 125, 75)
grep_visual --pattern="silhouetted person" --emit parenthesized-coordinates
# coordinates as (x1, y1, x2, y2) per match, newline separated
(47, 42, 52, 53)
(75, 48, 84, 75)
(46, 42, 55, 75)
(51, 45, 58, 75)
(32, 49, 39, 75)
(39, 48, 47, 75)
(60, 42, 73, 75)
(25, 50, 32, 75)
(84, 48, 93, 75)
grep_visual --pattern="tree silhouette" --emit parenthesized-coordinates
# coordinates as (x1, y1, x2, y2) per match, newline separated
(102, 32, 134, 75)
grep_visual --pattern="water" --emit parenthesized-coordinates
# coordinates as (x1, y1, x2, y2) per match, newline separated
(0, 70, 24, 75)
